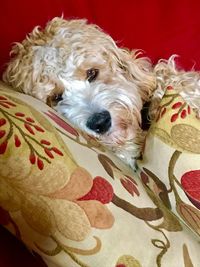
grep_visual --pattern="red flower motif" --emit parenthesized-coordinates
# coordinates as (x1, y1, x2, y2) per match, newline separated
(47, 168, 114, 231)
(120, 176, 139, 196)
(51, 147, 64, 156)
(0, 118, 6, 127)
(37, 158, 44, 170)
(0, 95, 64, 171)
(181, 109, 187, 118)
(166, 85, 173, 90)
(15, 112, 25, 117)
(140, 171, 149, 184)
(24, 123, 35, 135)
(29, 152, 36, 164)
(0, 96, 7, 101)
(181, 170, 200, 209)
(28, 144, 64, 170)
(78, 176, 114, 204)
(29, 142, 64, 170)
(26, 117, 35, 123)
(44, 148, 54, 158)
(40, 139, 51, 145)
(14, 134, 21, 147)
(172, 102, 183, 109)
(44, 110, 79, 136)
(34, 125, 45, 132)
(0, 141, 8, 154)
(0, 102, 10, 108)
(0, 130, 6, 139)
(171, 113, 179, 122)
(4, 101, 16, 107)
(171, 101, 191, 122)
(0, 95, 16, 108)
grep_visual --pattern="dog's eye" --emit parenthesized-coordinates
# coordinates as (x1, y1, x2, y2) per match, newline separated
(52, 93, 63, 102)
(86, 68, 99, 82)
(47, 93, 63, 107)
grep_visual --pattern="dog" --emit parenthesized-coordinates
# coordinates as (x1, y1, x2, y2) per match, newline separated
(3, 17, 200, 168)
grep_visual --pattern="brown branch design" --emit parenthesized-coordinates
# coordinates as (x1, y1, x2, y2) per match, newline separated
(112, 193, 163, 221)
(35, 235, 101, 267)
(168, 150, 200, 236)
(0, 95, 64, 170)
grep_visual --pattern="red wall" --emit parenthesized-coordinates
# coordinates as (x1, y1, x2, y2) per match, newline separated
(1, 0, 200, 76)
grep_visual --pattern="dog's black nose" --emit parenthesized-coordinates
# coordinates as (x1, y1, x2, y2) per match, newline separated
(86, 110, 111, 134)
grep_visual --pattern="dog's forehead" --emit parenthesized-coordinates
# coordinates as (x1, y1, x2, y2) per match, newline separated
(33, 44, 106, 79)
(62, 52, 107, 80)
(53, 25, 114, 60)
(57, 24, 111, 45)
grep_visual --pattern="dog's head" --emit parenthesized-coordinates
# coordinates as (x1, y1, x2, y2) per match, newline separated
(3, 17, 155, 153)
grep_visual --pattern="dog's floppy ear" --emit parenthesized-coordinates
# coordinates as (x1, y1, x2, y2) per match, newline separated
(110, 48, 156, 102)
(3, 44, 61, 102)
(3, 41, 34, 94)
(3, 23, 63, 102)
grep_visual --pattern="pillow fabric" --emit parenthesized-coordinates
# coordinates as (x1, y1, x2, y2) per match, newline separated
(138, 85, 200, 237)
(0, 82, 199, 267)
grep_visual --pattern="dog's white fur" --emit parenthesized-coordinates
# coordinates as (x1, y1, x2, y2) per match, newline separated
(3, 17, 200, 167)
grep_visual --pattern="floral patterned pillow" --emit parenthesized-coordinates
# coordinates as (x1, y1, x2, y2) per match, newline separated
(138, 85, 200, 237)
(0, 82, 200, 267)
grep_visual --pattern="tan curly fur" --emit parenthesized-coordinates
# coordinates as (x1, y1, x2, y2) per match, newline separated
(3, 17, 200, 167)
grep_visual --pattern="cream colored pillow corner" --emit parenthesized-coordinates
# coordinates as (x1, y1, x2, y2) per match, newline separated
(138, 85, 200, 237)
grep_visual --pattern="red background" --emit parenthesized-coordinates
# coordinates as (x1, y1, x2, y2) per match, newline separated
(1, 0, 200, 76)
(1, 0, 200, 266)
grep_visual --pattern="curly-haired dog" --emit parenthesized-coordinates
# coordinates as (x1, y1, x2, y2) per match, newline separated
(3, 17, 200, 168)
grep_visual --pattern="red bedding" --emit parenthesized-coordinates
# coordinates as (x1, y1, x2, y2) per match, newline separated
(1, 0, 200, 76)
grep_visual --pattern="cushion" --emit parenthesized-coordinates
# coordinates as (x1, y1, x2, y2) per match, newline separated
(0, 81, 199, 267)
(138, 85, 200, 237)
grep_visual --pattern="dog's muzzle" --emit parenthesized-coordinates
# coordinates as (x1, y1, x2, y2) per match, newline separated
(86, 110, 111, 134)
